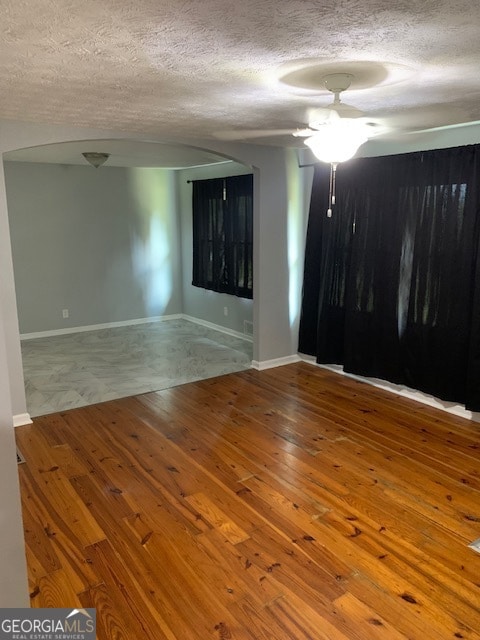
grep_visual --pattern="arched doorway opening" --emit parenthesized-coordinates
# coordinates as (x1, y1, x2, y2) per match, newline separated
(4, 138, 255, 416)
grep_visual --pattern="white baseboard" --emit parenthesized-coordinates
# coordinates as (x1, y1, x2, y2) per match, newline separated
(20, 314, 253, 343)
(13, 413, 32, 427)
(251, 355, 301, 371)
(20, 314, 184, 340)
(300, 354, 480, 423)
(181, 315, 253, 342)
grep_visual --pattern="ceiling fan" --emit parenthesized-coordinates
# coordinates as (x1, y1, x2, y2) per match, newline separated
(215, 73, 384, 217)
(214, 73, 382, 164)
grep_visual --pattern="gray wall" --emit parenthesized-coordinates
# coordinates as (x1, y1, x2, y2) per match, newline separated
(5, 162, 182, 334)
(178, 161, 254, 336)
(0, 155, 28, 606)
(0, 282, 29, 606)
(5, 149, 303, 351)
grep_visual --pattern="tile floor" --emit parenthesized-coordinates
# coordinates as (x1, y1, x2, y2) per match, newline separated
(21, 319, 253, 417)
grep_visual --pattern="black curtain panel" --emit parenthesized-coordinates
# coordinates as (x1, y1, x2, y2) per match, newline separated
(298, 144, 480, 410)
(192, 177, 225, 292)
(192, 174, 253, 299)
(223, 174, 254, 298)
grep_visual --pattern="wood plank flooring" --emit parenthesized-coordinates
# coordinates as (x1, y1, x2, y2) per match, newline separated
(15, 362, 480, 639)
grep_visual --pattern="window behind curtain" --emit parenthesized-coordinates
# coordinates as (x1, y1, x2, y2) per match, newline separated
(298, 145, 480, 410)
(192, 174, 253, 299)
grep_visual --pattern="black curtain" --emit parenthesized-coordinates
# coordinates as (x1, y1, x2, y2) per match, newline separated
(298, 145, 480, 410)
(192, 174, 253, 299)
(192, 178, 224, 292)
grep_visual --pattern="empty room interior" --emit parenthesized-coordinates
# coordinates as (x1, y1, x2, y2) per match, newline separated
(1, 2, 480, 639)
(5, 147, 255, 417)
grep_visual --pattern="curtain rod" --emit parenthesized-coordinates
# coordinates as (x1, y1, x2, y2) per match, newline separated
(188, 164, 315, 178)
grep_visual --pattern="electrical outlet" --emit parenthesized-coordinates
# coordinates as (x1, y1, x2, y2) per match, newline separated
(62, 309, 69, 319)
(223, 306, 228, 316)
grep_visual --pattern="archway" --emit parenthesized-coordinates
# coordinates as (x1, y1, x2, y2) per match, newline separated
(4, 138, 255, 416)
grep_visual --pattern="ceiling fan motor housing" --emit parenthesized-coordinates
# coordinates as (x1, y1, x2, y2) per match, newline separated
(323, 73, 354, 94)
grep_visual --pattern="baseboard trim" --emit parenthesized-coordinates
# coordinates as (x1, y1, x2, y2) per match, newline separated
(299, 354, 480, 423)
(20, 314, 184, 340)
(13, 413, 33, 427)
(251, 355, 301, 371)
(181, 315, 253, 342)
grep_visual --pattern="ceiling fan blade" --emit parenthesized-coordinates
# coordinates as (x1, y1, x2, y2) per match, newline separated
(372, 119, 480, 145)
(212, 128, 298, 141)
(292, 128, 317, 137)
(307, 106, 364, 130)
(329, 102, 364, 119)
(406, 120, 480, 135)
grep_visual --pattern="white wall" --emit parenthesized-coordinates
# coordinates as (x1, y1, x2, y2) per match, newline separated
(178, 161, 253, 336)
(5, 162, 182, 334)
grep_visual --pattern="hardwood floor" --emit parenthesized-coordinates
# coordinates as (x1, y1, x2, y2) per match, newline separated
(15, 362, 480, 639)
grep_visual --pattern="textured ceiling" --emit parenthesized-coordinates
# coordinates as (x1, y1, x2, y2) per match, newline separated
(2, 0, 480, 146)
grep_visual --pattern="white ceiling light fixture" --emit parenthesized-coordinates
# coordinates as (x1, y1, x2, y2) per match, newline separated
(82, 152, 110, 168)
(303, 73, 369, 164)
(304, 116, 369, 164)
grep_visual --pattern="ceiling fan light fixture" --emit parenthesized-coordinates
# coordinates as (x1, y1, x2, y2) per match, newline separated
(82, 152, 110, 168)
(305, 119, 369, 164)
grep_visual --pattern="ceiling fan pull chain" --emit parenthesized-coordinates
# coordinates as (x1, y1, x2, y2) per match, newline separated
(327, 162, 337, 217)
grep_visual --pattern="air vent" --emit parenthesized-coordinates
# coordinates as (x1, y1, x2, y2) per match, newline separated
(16, 448, 26, 464)
(244, 320, 253, 337)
